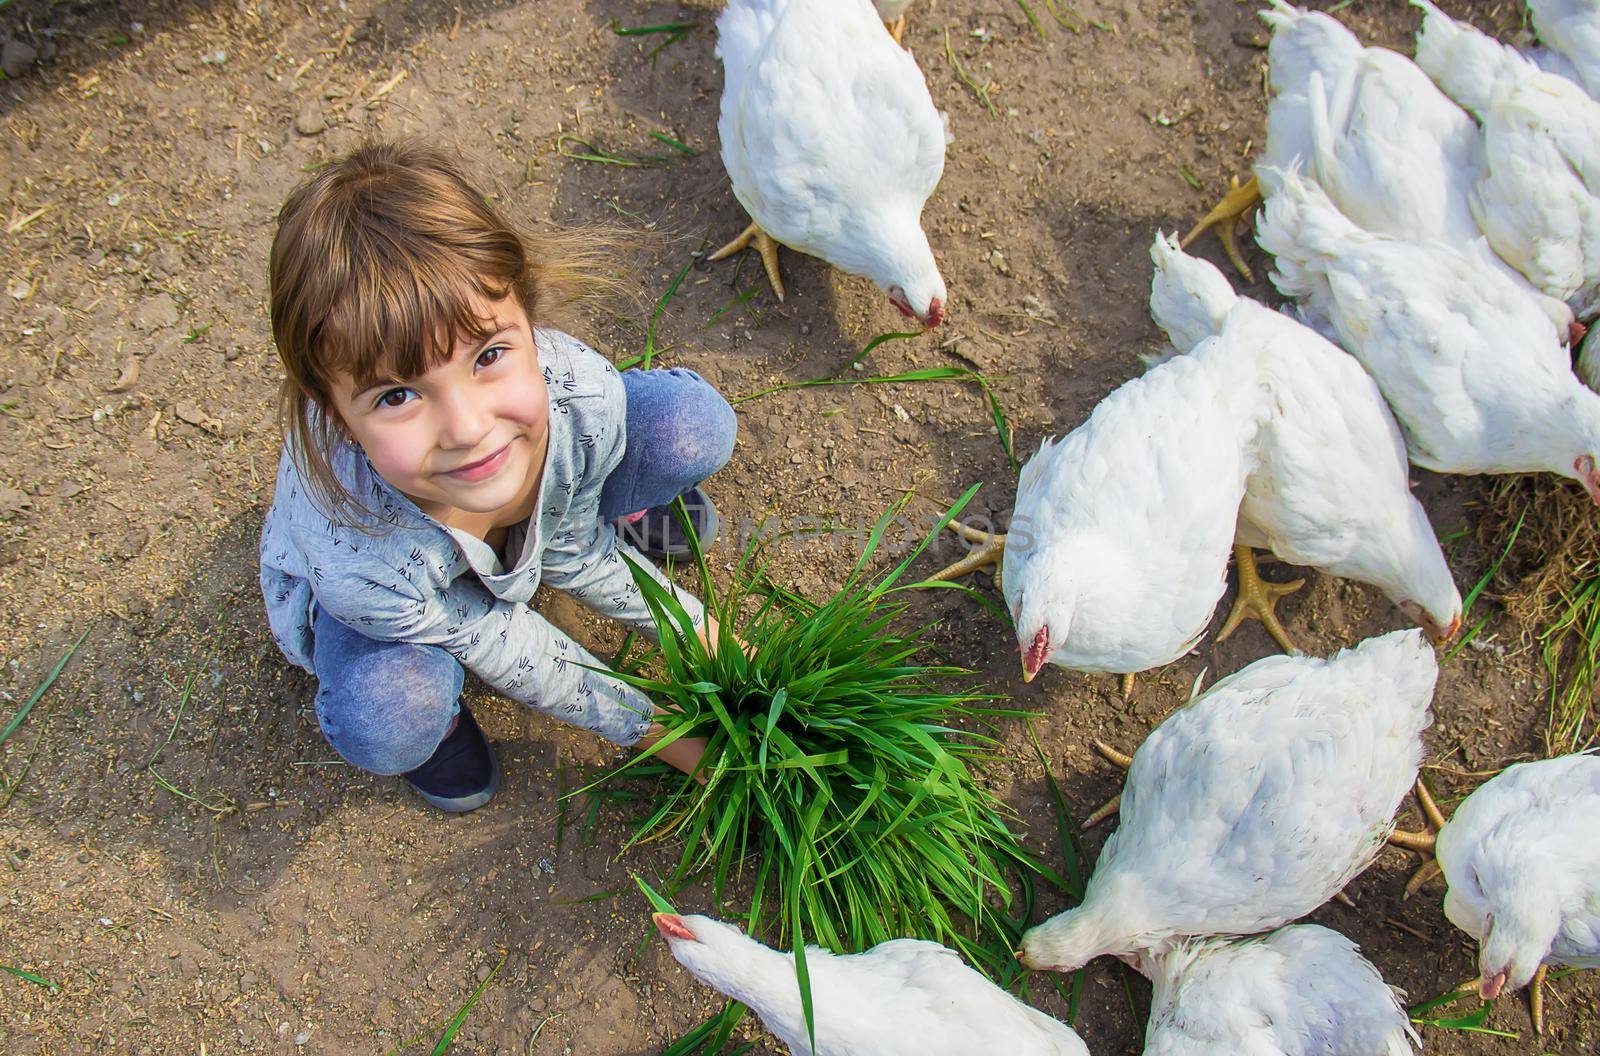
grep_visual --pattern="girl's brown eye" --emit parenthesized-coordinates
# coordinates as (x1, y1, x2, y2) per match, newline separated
(477, 345, 505, 369)
(377, 387, 414, 409)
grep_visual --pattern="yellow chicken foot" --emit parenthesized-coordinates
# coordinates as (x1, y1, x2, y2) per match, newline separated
(708, 220, 786, 302)
(1390, 778, 1447, 899)
(1093, 739, 1134, 770)
(886, 15, 907, 43)
(927, 520, 1006, 590)
(1120, 672, 1136, 699)
(1181, 174, 1261, 283)
(1530, 964, 1549, 1035)
(1401, 858, 1443, 900)
(1217, 545, 1304, 653)
(1083, 739, 1133, 828)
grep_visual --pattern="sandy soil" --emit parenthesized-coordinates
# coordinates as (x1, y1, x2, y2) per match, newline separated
(1, 0, 1593, 1052)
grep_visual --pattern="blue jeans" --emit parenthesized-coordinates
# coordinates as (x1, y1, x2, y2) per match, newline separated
(312, 367, 736, 774)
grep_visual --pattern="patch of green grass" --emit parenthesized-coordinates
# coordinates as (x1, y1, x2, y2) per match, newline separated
(1539, 569, 1600, 751)
(1408, 988, 1518, 1039)
(585, 490, 1057, 985)
(1444, 510, 1525, 663)
(732, 360, 1018, 471)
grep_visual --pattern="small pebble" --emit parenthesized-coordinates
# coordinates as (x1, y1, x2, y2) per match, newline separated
(294, 104, 326, 137)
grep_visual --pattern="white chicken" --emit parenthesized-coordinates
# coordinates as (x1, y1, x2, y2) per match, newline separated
(1255, 164, 1600, 502)
(1413, 0, 1600, 318)
(1149, 234, 1463, 647)
(1258, 1, 1485, 247)
(1423, 753, 1600, 1032)
(1017, 629, 1436, 973)
(1527, 0, 1600, 97)
(712, 0, 949, 326)
(1187, 2, 1578, 339)
(933, 332, 1257, 684)
(652, 913, 1089, 1056)
(1143, 925, 1418, 1056)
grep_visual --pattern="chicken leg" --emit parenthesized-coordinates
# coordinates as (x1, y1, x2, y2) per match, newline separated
(1082, 739, 1133, 828)
(708, 220, 786, 302)
(927, 520, 1005, 592)
(1389, 778, 1447, 898)
(1216, 545, 1303, 654)
(1182, 174, 1261, 282)
(886, 14, 907, 42)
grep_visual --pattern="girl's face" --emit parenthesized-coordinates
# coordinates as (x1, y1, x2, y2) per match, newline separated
(328, 294, 550, 522)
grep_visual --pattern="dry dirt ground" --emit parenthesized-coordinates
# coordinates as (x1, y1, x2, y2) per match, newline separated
(1, 0, 1593, 1052)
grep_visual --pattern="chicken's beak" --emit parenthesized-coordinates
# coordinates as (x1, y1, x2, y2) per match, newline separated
(1021, 626, 1049, 683)
(922, 297, 945, 328)
(1401, 602, 1460, 645)
(1571, 319, 1588, 347)
(653, 913, 697, 942)
(1479, 970, 1508, 1001)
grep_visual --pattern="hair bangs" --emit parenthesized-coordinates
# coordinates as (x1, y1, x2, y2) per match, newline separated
(313, 236, 518, 394)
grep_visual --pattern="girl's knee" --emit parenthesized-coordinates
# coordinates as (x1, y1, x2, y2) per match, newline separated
(311, 614, 463, 775)
(316, 674, 459, 775)
(649, 374, 737, 481)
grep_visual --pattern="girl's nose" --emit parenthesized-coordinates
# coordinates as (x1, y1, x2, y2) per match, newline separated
(436, 388, 496, 450)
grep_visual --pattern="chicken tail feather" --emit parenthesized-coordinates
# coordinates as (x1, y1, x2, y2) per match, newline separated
(1253, 165, 1362, 301)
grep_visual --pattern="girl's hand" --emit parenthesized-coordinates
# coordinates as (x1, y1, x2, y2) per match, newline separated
(639, 716, 708, 784)
(697, 614, 753, 659)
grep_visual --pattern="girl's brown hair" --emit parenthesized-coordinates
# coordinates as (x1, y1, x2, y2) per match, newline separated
(269, 140, 617, 525)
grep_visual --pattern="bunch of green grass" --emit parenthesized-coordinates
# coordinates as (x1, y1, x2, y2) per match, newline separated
(588, 488, 1052, 983)
(1478, 475, 1600, 752)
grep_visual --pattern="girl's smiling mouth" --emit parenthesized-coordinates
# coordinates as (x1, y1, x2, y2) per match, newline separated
(443, 441, 514, 483)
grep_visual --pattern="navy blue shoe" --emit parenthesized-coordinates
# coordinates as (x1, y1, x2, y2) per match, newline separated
(401, 702, 501, 813)
(617, 487, 721, 559)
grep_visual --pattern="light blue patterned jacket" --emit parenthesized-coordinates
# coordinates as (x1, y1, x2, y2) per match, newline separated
(258, 329, 704, 745)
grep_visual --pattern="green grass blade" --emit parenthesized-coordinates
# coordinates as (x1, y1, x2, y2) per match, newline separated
(1, 629, 87, 750)
(430, 950, 508, 1056)
(611, 19, 697, 36)
(0, 964, 61, 991)
(834, 330, 922, 375)
(642, 257, 695, 371)
(632, 873, 679, 914)
(650, 131, 698, 156)
(556, 134, 643, 167)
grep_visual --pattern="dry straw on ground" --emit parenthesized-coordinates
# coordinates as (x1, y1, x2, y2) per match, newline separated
(1480, 475, 1600, 752)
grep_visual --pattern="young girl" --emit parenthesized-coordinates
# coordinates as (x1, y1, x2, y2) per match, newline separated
(258, 142, 735, 812)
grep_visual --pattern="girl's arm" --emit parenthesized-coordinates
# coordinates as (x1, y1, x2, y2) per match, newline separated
(632, 612, 746, 780)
